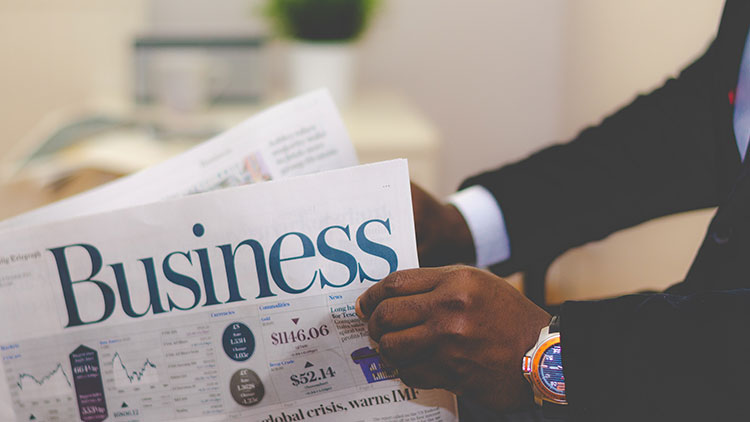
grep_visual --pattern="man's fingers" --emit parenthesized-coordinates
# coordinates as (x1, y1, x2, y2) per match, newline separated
(357, 268, 442, 320)
(397, 361, 457, 391)
(377, 325, 437, 367)
(367, 293, 432, 342)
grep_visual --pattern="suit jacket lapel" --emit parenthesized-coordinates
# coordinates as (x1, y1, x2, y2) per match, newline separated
(713, 0, 750, 197)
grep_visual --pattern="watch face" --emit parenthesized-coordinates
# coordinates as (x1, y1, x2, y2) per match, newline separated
(538, 343, 565, 394)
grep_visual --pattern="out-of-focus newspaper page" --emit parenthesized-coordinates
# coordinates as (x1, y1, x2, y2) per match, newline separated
(0, 89, 358, 232)
(0, 160, 458, 422)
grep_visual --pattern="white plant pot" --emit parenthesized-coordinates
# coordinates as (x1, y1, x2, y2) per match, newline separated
(289, 41, 356, 105)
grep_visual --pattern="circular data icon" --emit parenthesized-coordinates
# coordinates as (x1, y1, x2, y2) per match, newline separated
(230, 368, 265, 406)
(222, 322, 255, 362)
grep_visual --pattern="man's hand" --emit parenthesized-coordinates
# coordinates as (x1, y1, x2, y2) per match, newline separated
(356, 265, 551, 412)
(411, 183, 475, 266)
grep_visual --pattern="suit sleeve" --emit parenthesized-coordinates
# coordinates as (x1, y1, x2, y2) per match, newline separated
(560, 290, 750, 420)
(461, 40, 736, 275)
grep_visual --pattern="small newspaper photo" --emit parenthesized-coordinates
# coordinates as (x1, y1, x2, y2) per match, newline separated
(0, 92, 459, 422)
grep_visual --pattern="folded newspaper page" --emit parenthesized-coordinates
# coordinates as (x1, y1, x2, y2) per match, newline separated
(0, 89, 358, 232)
(0, 90, 360, 420)
(0, 160, 458, 422)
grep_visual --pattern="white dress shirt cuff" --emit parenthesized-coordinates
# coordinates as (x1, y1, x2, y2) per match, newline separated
(448, 185, 511, 268)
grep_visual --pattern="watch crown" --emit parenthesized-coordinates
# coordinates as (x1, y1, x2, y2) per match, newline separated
(522, 356, 532, 373)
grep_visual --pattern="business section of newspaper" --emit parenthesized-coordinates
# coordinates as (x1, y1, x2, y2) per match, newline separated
(0, 160, 458, 421)
(1, 287, 455, 422)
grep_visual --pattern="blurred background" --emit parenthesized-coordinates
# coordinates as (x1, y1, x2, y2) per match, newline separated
(0, 0, 726, 303)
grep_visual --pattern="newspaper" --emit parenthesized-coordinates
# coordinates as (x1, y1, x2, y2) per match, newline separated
(0, 160, 458, 422)
(0, 90, 459, 421)
(0, 90, 358, 232)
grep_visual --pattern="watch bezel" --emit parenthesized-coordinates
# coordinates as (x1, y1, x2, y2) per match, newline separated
(528, 334, 566, 405)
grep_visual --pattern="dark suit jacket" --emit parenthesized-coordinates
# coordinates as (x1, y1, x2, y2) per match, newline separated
(461, 1, 750, 420)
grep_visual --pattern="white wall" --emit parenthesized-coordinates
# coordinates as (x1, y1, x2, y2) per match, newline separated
(359, 0, 567, 195)
(148, 0, 265, 36)
(0, 0, 145, 163)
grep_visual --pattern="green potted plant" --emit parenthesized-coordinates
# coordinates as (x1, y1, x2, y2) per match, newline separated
(264, 0, 380, 104)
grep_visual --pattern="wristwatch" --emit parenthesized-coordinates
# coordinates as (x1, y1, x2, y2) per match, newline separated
(522, 315, 567, 417)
